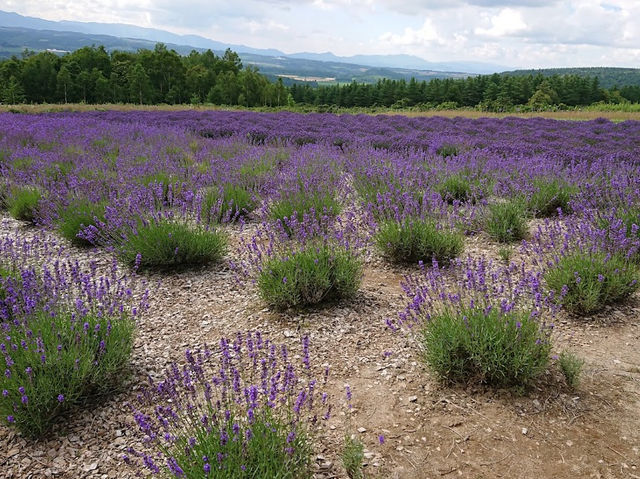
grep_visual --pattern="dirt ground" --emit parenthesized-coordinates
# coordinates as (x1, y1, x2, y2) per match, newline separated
(1, 217, 639, 479)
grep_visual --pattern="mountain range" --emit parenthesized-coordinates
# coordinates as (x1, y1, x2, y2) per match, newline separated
(0, 10, 510, 83)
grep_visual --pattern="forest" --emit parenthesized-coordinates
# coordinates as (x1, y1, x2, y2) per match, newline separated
(1, 43, 640, 110)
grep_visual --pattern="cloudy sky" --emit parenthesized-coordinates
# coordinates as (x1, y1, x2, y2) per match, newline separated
(1, 0, 638, 68)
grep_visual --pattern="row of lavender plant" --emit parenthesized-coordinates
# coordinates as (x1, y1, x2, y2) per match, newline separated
(2, 111, 638, 309)
(2, 112, 639, 230)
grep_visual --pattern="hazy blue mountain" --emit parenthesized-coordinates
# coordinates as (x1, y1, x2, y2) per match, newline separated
(0, 10, 285, 57)
(0, 10, 507, 74)
(287, 52, 508, 74)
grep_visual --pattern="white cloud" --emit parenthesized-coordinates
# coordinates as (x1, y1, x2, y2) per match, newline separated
(380, 18, 442, 47)
(244, 19, 289, 34)
(474, 8, 527, 37)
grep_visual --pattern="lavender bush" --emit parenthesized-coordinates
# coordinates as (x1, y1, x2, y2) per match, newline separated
(526, 177, 576, 218)
(544, 252, 638, 315)
(200, 184, 256, 224)
(127, 333, 334, 478)
(398, 257, 554, 387)
(57, 200, 107, 246)
(1, 110, 639, 321)
(0, 233, 146, 437)
(116, 219, 228, 271)
(257, 243, 362, 310)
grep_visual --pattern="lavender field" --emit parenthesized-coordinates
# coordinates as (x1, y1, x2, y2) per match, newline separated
(1, 110, 639, 478)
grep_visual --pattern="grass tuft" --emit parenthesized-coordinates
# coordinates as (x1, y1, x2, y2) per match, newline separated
(7, 186, 42, 223)
(341, 435, 365, 479)
(558, 350, 585, 389)
(435, 172, 484, 204)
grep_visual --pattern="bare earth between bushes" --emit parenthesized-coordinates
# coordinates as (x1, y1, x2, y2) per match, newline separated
(1, 217, 639, 479)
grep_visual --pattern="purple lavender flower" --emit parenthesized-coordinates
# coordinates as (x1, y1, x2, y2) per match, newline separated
(167, 457, 184, 477)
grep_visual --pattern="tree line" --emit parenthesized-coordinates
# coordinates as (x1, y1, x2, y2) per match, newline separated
(0, 44, 289, 107)
(1, 43, 639, 110)
(292, 75, 638, 110)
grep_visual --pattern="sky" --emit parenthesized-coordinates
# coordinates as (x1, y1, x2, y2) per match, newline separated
(1, 0, 639, 68)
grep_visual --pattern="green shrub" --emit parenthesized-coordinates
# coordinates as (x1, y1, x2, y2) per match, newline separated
(436, 173, 472, 203)
(201, 184, 256, 224)
(258, 244, 362, 310)
(527, 178, 576, 217)
(485, 200, 529, 243)
(270, 191, 341, 225)
(544, 252, 638, 315)
(57, 201, 106, 246)
(341, 436, 365, 479)
(376, 218, 464, 264)
(7, 186, 42, 223)
(558, 350, 585, 389)
(118, 220, 227, 271)
(0, 309, 135, 437)
(436, 144, 460, 158)
(421, 307, 551, 387)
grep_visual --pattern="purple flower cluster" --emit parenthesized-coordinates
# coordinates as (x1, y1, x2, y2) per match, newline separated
(396, 256, 557, 330)
(126, 332, 334, 477)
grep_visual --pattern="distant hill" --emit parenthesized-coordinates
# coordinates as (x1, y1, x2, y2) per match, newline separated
(504, 67, 640, 89)
(0, 9, 502, 75)
(286, 52, 507, 75)
(0, 25, 474, 84)
(0, 10, 285, 57)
